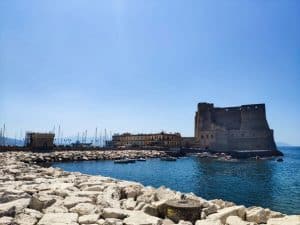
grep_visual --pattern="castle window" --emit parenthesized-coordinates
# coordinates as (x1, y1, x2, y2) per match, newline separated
(206, 134, 209, 139)
(201, 135, 204, 139)
(211, 135, 213, 138)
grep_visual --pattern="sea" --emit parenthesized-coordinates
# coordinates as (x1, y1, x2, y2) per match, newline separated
(52, 146, 300, 215)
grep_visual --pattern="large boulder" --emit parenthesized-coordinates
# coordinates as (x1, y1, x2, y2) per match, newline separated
(195, 219, 222, 225)
(209, 199, 235, 210)
(207, 205, 246, 224)
(0, 198, 31, 216)
(0, 216, 14, 225)
(14, 213, 38, 225)
(78, 214, 100, 224)
(123, 211, 162, 225)
(226, 216, 256, 225)
(122, 198, 137, 210)
(246, 207, 269, 223)
(102, 208, 130, 219)
(63, 196, 93, 209)
(29, 194, 57, 211)
(267, 215, 300, 225)
(69, 202, 97, 215)
(37, 213, 78, 225)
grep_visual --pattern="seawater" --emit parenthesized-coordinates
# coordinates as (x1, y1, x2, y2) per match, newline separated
(52, 147, 300, 214)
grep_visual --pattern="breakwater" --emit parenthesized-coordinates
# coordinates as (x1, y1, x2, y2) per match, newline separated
(0, 151, 299, 225)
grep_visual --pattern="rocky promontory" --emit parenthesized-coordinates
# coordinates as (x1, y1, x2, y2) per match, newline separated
(0, 151, 299, 225)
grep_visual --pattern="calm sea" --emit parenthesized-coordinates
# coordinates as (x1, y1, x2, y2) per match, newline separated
(52, 147, 300, 214)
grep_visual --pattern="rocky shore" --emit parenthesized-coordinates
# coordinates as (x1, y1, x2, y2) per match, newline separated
(12, 150, 167, 164)
(0, 151, 299, 225)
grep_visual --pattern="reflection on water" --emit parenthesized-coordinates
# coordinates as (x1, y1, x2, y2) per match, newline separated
(53, 147, 300, 214)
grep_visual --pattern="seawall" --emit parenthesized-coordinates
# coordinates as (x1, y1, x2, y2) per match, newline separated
(0, 151, 299, 225)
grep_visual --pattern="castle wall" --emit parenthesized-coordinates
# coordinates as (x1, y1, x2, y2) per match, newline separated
(194, 103, 277, 152)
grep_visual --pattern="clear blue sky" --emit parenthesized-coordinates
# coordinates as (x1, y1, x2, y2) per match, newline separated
(0, 0, 299, 145)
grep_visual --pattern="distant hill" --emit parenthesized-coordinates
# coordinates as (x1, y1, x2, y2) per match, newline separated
(276, 142, 291, 147)
(1, 137, 24, 146)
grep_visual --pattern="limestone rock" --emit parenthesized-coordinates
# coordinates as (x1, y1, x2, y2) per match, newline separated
(209, 199, 235, 210)
(162, 218, 175, 225)
(177, 220, 193, 225)
(226, 216, 256, 225)
(246, 206, 270, 223)
(43, 203, 69, 213)
(0, 198, 31, 216)
(103, 218, 123, 225)
(0, 216, 15, 225)
(24, 208, 43, 219)
(15, 213, 38, 225)
(123, 211, 162, 225)
(155, 187, 179, 201)
(38, 212, 78, 225)
(195, 219, 222, 225)
(123, 198, 136, 210)
(63, 196, 93, 209)
(69, 203, 97, 215)
(207, 205, 246, 224)
(266, 215, 300, 225)
(102, 208, 129, 219)
(29, 194, 57, 211)
(78, 214, 100, 224)
(142, 204, 158, 217)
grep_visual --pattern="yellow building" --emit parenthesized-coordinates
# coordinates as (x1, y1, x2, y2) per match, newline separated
(112, 132, 181, 148)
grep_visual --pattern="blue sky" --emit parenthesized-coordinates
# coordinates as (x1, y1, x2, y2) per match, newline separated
(0, 0, 299, 145)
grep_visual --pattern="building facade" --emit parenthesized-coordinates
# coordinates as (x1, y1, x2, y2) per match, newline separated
(112, 132, 181, 148)
(194, 103, 277, 152)
(25, 132, 55, 150)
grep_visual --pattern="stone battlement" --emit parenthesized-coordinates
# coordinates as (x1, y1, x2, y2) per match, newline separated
(195, 103, 279, 153)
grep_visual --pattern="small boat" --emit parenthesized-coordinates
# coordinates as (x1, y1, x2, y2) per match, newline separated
(114, 159, 136, 164)
(277, 158, 283, 162)
(137, 158, 146, 161)
(160, 157, 177, 161)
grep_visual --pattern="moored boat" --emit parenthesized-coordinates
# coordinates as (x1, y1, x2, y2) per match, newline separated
(137, 158, 146, 161)
(114, 159, 136, 164)
(160, 156, 177, 161)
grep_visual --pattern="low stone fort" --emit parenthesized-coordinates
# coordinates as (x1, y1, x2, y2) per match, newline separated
(194, 103, 278, 153)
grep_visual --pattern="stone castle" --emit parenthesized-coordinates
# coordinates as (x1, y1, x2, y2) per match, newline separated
(194, 103, 278, 152)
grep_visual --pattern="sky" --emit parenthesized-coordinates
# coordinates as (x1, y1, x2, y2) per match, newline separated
(0, 0, 299, 145)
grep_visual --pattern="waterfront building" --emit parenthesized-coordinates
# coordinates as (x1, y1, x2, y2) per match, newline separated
(25, 132, 55, 151)
(112, 132, 181, 148)
(194, 102, 278, 154)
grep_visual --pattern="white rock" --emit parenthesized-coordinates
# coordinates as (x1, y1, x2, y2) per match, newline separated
(123, 198, 136, 210)
(78, 214, 100, 224)
(24, 208, 43, 219)
(177, 220, 193, 225)
(43, 203, 69, 213)
(123, 211, 162, 225)
(38, 212, 78, 225)
(63, 196, 93, 208)
(195, 219, 222, 225)
(0, 198, 31, 216)
(70, 203, 97, 215)
(207, 205, 246, 224)
(102, 208, 129, 219)
(15, 213, 38, 225)
(267, 215, 300, 225)
(0, 216, 14, 225)
(246, 206, 269, 223)
(226, 216, 256, 225)
(29, 194, 57, 211)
